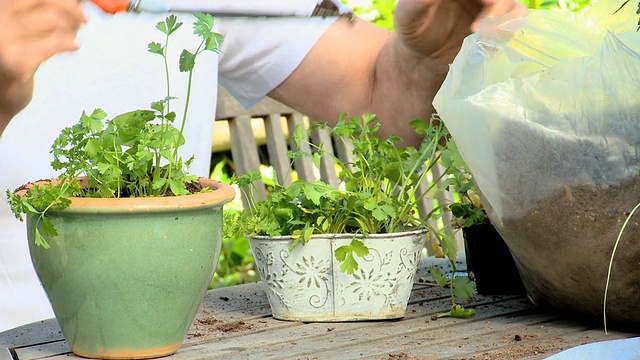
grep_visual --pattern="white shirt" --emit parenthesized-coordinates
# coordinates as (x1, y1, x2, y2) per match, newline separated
(0, 3, 334, 332)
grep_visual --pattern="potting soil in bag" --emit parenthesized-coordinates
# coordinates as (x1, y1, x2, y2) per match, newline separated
(434, 0, 640, 329)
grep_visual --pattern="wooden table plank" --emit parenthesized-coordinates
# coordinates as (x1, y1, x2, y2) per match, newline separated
(13, 341, 71, 360)
(2, 257, 638, 360)
(0, 319, 66, 360)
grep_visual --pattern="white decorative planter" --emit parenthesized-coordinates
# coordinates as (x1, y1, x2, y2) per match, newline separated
(248, 229, 427, 322)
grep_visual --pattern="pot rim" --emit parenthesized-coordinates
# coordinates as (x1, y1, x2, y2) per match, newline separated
(15, 177, 236, 213)
(247, 227, 428, 241)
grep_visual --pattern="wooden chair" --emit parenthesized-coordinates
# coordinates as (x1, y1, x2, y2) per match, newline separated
(214, 87, 459, 252)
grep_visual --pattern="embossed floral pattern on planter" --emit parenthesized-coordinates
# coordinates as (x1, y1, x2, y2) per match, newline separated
(249, 229, 426, 322)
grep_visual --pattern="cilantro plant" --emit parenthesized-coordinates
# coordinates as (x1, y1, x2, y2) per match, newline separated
(6, 14, 223, 249)
(440, 136, 488, 228)
(233, 113, 476, 317)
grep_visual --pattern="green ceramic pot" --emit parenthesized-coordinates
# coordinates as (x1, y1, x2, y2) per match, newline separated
(22, 178, 235, 359)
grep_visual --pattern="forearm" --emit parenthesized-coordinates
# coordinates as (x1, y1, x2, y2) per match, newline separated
(0, 114, 9, 137)
(270, 0, 524, 147)
(0, 0, 84, 138)
(0, 80, 34, 138)
(269, 19, 443, 147)
(366, 37, 448, 146)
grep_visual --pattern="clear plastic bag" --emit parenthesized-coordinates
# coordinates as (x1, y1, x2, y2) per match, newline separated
(434, 1, 640, 328)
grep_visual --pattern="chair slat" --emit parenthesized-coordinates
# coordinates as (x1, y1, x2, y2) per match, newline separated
(310, 126, 339, 188)
(229, 114, 267, 205)
(216, 87, 293, 119)
(286, 113, 316, 182)
(264, 114, 293, 187)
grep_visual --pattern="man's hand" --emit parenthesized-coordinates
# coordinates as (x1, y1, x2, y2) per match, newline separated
(394, 0, 526, 74)
(0, 0, 85, 135)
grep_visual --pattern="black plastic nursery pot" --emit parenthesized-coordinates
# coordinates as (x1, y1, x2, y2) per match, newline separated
(463, 223, 526, 296)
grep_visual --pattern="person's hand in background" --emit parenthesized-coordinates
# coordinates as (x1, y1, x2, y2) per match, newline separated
(394, 0, 526, 77)
(0, 0, 85, 135)
(271, 0, 526, 146)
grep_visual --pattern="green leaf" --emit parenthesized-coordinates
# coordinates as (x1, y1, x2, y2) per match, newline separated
(363, 197, 377, 211)
(179, 49, 196, 72)
(440, 233, 459, 261)
(317, 216, 329, 231)
(156, 15, 182, 35)
(156, 19, 168, 34)
(439, 304, 475, 319)
(372, 206, 389, 221)
(382, 162, 403, 184)
(335, 239, 369, 275)
(6, 191, 25, 221)
(287, 150, 309, 161)
(80, 109, 106, 133)
(312, 152, 322, 171)
(148, 42, 163, 55)
(429, 267, 449, 288)
(84, 139, 102, 158)
(301, 223, 314, 244)
(450, 304, 475, 318)
(165, 111, 177, 122)
(303, 182, 323, 206)
(40, 216, 59, 237)
(150, 100, 164, 113)
(23, 202, 40, 215)
(34, 229, 51, 249)
(334, 245, 349, 262)
(409, 118, 430, 135)
(113, 110, 155, 144)
(205, 33, 224, 53)
(453, 276, 477, 300)
(293, 124, 306, 148)
(350, 239, 369, 257)
(193, 13, 214, 37)
(152, 178, 167, 189)
(339, 252, 359, 274)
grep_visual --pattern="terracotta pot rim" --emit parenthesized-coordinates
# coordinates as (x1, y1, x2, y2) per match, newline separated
(16, 177, 236, 213)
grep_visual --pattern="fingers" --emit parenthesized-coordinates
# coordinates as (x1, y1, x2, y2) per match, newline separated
(16, 3, 85, 43)
(0, 0, 84, 119)
(15, 0, 85, 17)
(471, 0, 527, 32)
(0, 0, 84, 78)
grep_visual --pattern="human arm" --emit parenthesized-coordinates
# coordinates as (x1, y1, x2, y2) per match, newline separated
(0, 0, 85, 136)
(268, 0, 526, 146)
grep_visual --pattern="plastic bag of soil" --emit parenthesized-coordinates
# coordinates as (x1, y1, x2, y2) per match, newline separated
(433, 1, 640, 329)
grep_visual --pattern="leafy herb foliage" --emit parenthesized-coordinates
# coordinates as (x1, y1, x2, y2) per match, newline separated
(440, 135, 488, 228)
(232, 113, 476, 317)
(7, 14, 223, 248)
(234, 113, 441, 262)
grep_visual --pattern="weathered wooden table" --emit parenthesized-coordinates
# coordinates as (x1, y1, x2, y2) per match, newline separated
(2, 259, 637, 360)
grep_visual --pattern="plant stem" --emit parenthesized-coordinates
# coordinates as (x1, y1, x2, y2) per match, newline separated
(175, 41, 204, 156)
(603, 201, 640, 334)
(153, 33, 173, 194)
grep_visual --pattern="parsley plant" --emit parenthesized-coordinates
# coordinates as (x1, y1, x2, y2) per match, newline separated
(7, 14, 223, 248)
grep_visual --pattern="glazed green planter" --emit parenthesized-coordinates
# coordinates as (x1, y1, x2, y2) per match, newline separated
(21, 178, 235, 359)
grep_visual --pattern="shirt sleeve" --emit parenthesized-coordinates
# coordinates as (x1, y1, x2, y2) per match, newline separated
(216, 17, 337, 108)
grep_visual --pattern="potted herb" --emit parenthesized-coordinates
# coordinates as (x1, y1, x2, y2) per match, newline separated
(441, 137, 525, 296)
(232, 113, 476, 322)
(6, 15, 234, 359)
